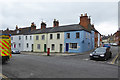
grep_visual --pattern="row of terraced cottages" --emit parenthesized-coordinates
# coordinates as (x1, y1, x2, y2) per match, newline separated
(3, 13, 102, 53)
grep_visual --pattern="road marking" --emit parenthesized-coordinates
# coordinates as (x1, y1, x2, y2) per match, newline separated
(0, 73, 10, 80)
(111, 54, 119, 64)
(83, 58, 89, 61)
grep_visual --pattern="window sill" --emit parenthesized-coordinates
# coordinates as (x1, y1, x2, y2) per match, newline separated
(75, 38, 80, 39)
(69, 48, 78, 50)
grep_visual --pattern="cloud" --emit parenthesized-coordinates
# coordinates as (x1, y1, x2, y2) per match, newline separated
(0, 1, 118, 35)
(95, 21, 118, 35)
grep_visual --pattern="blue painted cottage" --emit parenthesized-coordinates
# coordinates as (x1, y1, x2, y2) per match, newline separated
(64, 13, 95, 53)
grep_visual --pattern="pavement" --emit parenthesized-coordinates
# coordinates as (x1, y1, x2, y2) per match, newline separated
(20, 49, 94, 56)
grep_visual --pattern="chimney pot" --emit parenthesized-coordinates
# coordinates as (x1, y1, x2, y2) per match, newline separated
(81, 14, 83, 16)
(85, 13, 87, 16)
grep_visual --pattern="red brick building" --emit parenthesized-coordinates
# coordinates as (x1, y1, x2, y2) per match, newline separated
(114, 29, 120, 46)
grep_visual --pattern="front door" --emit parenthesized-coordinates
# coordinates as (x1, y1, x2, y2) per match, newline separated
(66, 43, 69, 52)
(60, 44, 62, 53)
(44, 44, 47, 52)
(31, 44, 33, 52)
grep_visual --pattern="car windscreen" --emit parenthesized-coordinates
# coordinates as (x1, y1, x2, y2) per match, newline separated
(95, 48, 106, 52)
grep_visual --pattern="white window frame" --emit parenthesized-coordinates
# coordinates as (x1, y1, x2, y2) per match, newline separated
(69, 43, 78, 50)
(37, 44, 40, 49)
(36, 35, 39, 40)
(41, 35, 45, 40)
(51, 44, 55, 50)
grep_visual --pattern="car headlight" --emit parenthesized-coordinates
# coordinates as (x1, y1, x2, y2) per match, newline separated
(100, 54, 104, 57)
(90, 53, 93, 56)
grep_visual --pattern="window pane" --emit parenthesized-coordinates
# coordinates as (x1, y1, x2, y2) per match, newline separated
(57, 34, 60, 39)
(76, 32, 79, 38)
(27, 43, 29, 48)
(70, 43, 77, 49)
(36, 36, 39, 40)
(51, 44, 55, 50)
(37, 44, 40, 49)
(67, 33, 70, 38)
(19, 36, 21, 40)
(26, 36, 27, 40)
(30, 36, 32, 40)
(19, 43, 21, 47)
(42, 35, 45, 40)
(50, 34, 53, 39)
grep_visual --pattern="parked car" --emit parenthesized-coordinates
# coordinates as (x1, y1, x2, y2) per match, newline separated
(103, 43, 111, 48)
(89, 47, 112, 60)
(12, 48, 20, 54)
(111, 43, 117, 46)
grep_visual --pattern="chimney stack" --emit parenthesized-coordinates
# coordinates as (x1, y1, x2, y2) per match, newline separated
(79, 13, 91, 29)
(41, 21, 46, 29)
(6, 28, 9, 31)
(53, 19, 59, 27)
(31, 22, 36, 31)
(16, 25, 18, 30)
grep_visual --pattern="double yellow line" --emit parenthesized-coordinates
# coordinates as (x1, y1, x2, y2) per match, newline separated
(111, 54, 119, 64)
(0, 73, 10, 80)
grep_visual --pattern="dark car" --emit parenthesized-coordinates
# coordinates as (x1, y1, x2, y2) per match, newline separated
(12, 48, 20, 54)
(89, 47, 112, 60)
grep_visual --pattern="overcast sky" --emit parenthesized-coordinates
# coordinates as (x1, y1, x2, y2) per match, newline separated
(0, 0, 119, 36)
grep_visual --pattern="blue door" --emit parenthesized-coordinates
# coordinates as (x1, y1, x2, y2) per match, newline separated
(66, 43, 69, 52)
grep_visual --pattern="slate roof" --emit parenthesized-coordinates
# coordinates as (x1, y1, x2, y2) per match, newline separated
(31, 24, 93, 34)
(2, 23, 100, 35)
(7, 27, 32, 35)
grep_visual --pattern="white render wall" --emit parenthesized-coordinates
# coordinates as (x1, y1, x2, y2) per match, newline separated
(11, 35, 24, 51)
(47, 32, 64, 52)
(33, 33, 48, 52)
(23, 35, 34, 51)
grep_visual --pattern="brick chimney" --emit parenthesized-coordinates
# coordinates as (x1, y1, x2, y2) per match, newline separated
(31, 22, 36, 31)
(41, 21, 46, 29)
(79, 13, 91, 29)
(6, 28, 9, 31)
(53, 19, 59, 27)
(16, 25, 18, 30)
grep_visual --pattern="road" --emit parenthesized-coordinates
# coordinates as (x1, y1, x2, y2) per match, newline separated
(1, 46, 119, 78)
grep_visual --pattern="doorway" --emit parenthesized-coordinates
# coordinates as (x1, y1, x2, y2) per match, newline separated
(66, 43, 69, 52)
(44, 44, 47, 52)
(31, 44, 33, 52)
(60, 44, 62, 53)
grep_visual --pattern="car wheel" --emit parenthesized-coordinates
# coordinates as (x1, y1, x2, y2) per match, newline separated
(104, 57, 107, 61)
